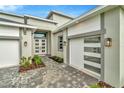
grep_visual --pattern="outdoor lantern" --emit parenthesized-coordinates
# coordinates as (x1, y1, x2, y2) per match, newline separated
(24, 41, 28, 47)
(63, 41, 67, 46)
(105, 38, 112, 47)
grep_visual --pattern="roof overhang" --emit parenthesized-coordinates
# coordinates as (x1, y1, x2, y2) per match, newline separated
(25, 15, 58, 24)
(0, 11, 24, 18)
(46, 10, 74, 19)
(53, 5, 119, 34)
(0, 21, 37, 29)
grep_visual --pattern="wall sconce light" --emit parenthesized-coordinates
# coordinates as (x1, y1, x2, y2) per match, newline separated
(24, 41, 28, 47)
(63, 41, 67, 46)
(105, 38, 112, 47)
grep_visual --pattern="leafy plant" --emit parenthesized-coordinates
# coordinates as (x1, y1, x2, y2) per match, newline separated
(20, 56, 31, 68)
(28, 56, 32, 64)
(33, 55, 42, 65)
(89, 83, 101, 88)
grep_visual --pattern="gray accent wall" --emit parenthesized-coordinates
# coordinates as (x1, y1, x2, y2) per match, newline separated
(104, 7, 120, 87)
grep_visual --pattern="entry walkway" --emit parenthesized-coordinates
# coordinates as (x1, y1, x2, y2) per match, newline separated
(0, 56, 98, 88)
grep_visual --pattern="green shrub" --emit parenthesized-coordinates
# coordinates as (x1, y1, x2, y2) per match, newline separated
(28, 56, 32, 64)
(89, 84, 101, 88)
(33, 55, 42, 65)
(20, 56, 31, 68)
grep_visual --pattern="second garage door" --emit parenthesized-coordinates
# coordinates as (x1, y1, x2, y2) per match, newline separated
(69, 35, 101, 79)
(0, 40, 20, 68)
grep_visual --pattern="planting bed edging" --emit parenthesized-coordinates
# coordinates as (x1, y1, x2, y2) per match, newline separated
(19, 62, 45, 73)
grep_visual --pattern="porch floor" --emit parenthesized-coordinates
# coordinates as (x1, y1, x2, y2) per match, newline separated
(0, 56, 98, 88)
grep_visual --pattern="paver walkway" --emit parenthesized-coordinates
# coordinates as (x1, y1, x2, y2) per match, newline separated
(0, 56, 98, 88)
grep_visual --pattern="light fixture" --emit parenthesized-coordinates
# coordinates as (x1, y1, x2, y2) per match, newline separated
(63, 41, 67, 46)
(24, 41, 28, 47)
(105, 38, 112, 47)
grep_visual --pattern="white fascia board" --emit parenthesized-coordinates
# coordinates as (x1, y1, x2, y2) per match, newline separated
(0, 11, 24, 18)
(0, 21, 37, 29)
(53, 5, 118, 33)
(25, 15, 58, 24)
(47, 10, 74, 19)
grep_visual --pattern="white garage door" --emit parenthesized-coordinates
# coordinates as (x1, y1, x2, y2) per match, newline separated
(0, 40, 19, 68)
(83, 35, 101, 78)
(69, 35, 101, 79)
(69, 38, 84, 70)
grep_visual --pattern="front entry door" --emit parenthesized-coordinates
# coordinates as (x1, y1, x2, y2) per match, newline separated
(34, 38, 47, 55)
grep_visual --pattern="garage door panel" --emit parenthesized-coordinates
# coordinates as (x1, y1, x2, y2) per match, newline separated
(0, 40, 19, 68)
(84, 35, 101, 76)
(69, 38, 84, 69)
(69, 35, 101, 79)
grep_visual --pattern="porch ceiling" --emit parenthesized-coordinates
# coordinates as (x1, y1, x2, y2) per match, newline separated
(35, 29, 51, 33)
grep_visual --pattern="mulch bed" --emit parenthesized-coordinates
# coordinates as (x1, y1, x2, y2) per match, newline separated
(19, 62, 45, 73)
(97, 81, 113, 88)
(49, 56, 63, 63)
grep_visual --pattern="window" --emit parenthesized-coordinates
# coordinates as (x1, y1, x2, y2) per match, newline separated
(58, 36, 63, 51)
(84, 47, 101, 53)
(84, 55, 101, 64)
(42, 43, 45, 45)
(23, 30, 27, 35)
(42, 50, 45, 52)
(84, 36, 101, 43)
(42, 40, 45, 42)
(84, 35, 101, 75)
(84, 64, 101, 74)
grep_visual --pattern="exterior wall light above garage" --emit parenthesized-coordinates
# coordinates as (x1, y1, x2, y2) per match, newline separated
(105, 38, 112, 47)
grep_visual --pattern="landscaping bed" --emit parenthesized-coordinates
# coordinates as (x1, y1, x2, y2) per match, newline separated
(49, 56, 63, 63)
(19, 55, 45, 73)
(89, 81, 113, 88)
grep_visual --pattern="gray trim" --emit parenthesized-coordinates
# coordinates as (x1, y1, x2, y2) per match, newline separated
(19, 28, 22, 58)
(49, 32, 52, 55)
(66, 28, 70, 65)
(46, 32, 49, 55)
(0, 36, 20, 40)
(100, 13, 105, 81)
(68, 39, 70, 65)
(24, 16, 28, 24)
(68, 30, 106, 39)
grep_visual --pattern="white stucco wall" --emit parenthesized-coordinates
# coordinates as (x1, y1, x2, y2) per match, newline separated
(104, 7, 120, 87)
(53, 31, 63, 58)
(21, 28, 33, 57)
(68, 15, 101, 36)
(0, 26, 19, 36)
(119, 8, 124, 87)
(52, 14, 72, 26)
(27, 19, 57, 31)
(0, 13, 24, 23)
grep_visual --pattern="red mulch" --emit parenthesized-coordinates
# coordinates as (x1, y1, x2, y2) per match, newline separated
(19, 61, 45, 73)
(98, 81, 113, 88)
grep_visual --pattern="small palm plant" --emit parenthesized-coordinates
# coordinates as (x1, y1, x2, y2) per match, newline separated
(33, 55, 42, 66)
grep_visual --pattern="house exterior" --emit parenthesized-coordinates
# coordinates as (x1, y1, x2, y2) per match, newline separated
(0, 5, 124, 87)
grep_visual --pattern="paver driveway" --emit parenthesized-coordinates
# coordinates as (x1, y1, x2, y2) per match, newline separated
(0, 56, 98, 88)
